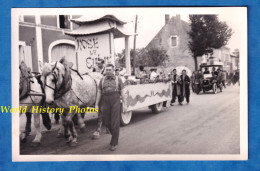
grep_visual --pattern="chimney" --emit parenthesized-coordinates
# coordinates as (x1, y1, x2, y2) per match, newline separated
(176, 14, 181, 26)
(165, 14, 170, 25)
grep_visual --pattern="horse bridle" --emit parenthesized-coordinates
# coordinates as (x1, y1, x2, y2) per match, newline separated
(43, 61, 58, 92)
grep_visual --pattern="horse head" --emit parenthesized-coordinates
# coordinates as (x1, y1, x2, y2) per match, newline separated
(40, 60, 66, 104)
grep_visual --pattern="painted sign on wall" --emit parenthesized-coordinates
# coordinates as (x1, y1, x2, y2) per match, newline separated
(75, 33, 114, 74)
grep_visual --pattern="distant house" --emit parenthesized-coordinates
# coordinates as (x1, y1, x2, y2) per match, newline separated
(212, 46, 231, 72)
(19, 15, 80, 72)
(146, 14, 201, 72)
(230, 49, 240, 71)
(146, 14, 236, 73)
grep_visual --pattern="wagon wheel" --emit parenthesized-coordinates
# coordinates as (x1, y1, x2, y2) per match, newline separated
(150, 102, 163, 114)
(120, 111, 132, 126)
(213, 83, 218, 94)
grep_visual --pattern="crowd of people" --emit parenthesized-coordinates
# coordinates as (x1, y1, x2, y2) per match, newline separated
(191, 67, 240, 89)
(90, 59, 240, 151)
(91, 60, 193, 151)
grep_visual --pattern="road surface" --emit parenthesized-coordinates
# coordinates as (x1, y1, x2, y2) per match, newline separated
(20, 84, 240, 154)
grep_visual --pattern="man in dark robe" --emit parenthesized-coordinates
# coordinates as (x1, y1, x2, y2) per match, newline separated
(180, 69, 191, 104)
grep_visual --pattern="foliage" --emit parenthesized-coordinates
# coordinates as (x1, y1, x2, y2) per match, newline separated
(117, 47, 169, 67)
(188, 15, 233, 70)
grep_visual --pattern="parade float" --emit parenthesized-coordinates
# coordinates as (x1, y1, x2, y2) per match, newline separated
(65, 15, 172, 125)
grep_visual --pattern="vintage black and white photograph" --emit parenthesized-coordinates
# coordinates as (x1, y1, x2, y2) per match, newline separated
(12, 7, 247, 161)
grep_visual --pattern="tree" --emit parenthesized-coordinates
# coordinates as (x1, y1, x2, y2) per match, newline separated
(188, 15, 233, 70)
(117, 47, 168, 68)
(117, 49, 136, 67)
(142, 47, 169, 67)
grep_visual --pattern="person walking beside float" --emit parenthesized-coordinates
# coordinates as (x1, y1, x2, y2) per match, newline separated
(170, 69, 182, 106)
(180, 69, 191, 104)
(95, 64, 126, 151)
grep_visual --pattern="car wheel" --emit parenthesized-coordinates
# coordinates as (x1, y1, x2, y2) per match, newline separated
(213, 83, 217, 94)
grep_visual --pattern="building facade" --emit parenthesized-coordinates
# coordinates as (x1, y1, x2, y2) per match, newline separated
(146, 14, 201, 72)
(212, 46, 231, 71)
(146, 14, 235, 72)
(230, 49, 240, 71)
(19, 15, 80, 72)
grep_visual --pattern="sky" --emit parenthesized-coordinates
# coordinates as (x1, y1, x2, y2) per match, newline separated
(17, 7, 247, 55)
(111, 7, 247, 54)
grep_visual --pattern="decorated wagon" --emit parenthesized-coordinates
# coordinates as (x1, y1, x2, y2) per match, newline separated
(64, 15, 172, 125)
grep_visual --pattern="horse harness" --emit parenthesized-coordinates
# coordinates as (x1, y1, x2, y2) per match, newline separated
(19, 63, 45, 105)
(43, 61, 72, 100)
(44, 61, 103, 106)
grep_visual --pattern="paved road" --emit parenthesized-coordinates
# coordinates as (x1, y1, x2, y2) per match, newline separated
(20, 84, 240, 154)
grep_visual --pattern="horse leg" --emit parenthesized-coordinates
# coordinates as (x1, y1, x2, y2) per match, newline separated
(41, 112, 51, 130)
(77, 112, 86, 133)
(54, 112, 60, 124)
(92, 111, 102, 140)
(62, 114, 74, 144)
(68, 117, 78, 147)
(31, 113, 42, 147)
(25, 112, 32, 134)
(56, 117, 71, 138)
(72, 114, 78, 126)
(56, 117, 64, 138)
(20, 112, 32, 143)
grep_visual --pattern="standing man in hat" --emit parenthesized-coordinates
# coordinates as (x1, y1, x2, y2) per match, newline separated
(163, 68, 182, 107)
(180, 69, 191, 104)
(170, 69, 182, 106)
(95, 64, 126, 151)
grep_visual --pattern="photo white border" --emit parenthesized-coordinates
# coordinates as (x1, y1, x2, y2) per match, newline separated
(12, 7, 248, 161)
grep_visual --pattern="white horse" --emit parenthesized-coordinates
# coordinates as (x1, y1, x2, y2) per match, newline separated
(40, 58, 103, 146)
(19, 61, 51, 146)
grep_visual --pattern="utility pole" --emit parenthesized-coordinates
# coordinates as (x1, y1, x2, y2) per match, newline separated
(132, 15, 138, 75)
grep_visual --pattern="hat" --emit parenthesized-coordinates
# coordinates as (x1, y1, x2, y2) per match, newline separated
(97, 59, 104, 64)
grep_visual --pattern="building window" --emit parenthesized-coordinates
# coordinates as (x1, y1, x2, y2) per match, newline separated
(170, 36, 178, 47)
(58, 15, 71, 29)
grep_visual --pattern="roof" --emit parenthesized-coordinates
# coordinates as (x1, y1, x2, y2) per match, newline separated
(64, 20, 132, 38)
(146, 15, 190, 48)
(70, 15, 127, 25)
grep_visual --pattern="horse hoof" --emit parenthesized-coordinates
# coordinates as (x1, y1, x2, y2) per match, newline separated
(20, 137, 27, 143)
(20, 133, 27, 143)
(30, 142, 40, 147)
(92, 132, 100, 140)
(44, 124, 51, 130)
(69, 141, 78, 147)
(66, 136, 73, 143)
(80, 127, 86, 133)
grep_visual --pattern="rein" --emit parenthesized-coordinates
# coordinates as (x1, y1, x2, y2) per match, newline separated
(19, 65, 44, 104)
(43, 61, 72, 100)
